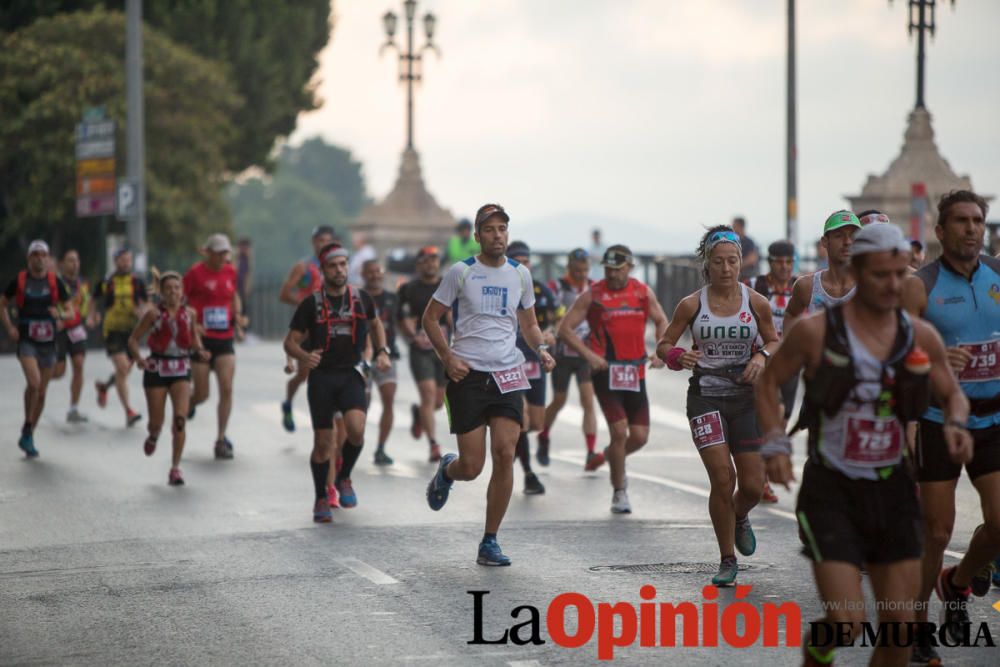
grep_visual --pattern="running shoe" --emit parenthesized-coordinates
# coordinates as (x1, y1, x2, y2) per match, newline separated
(712, 556, 739, 587)
(428, 442, 442, 463)
(536, 432, 550, 467)
(935, 566, 970, 644)
(95, 380, 108, 408)
(143, 437, 157, 457)
(802, 644, 835, 667)
(168, 468, 185, 486)
(326, 484, 341, 508)
(477, 536, 512, 566)
(126, 410, 142, 427)
(611, 489, 631, 514)
(410, 403, 422, 439)
(426, 452, 457, 511)
(585, 449, 606, 471)
(993, 556, 1000, 588)
(761, 482, 778, 503)
(281, 400, 295, 433)
(337, 479, 357, 508)
(524, 472, 545, 495)
(910, 635, 942, 666)
(214, 437, 234, 460)
(66, 409, 89, 424)
(187, 404, 196, 420)
(969, 524, 995, 597)
(735, 516, 757, 556)
(18, 433, 38, 458)
(373, 448, 394, 466)
(313, 497, 332, 523)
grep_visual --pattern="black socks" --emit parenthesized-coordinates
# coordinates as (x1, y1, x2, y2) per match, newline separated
(336, 442, 363, 483)
(515, 432, 531, 473)
(310, 459, 330, 500)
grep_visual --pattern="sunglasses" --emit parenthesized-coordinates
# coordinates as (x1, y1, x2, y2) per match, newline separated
(708, 230, 741, 245)
(569, 249, 589, 261)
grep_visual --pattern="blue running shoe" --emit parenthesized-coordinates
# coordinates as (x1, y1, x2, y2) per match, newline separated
(426, 453, 457, 511)
(477, 537, 512, 566)
(337, 479, 358, 508)
(735, 516, 756, 556)
(712, 556, 738, 586)
(18, 433, 38, 458)
(281, 400, 295, 432)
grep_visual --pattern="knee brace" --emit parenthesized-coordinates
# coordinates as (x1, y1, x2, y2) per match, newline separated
(172, 415, 186, 434)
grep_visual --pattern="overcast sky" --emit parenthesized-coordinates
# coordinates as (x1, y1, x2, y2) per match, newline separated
(292, 0, 1000, 254)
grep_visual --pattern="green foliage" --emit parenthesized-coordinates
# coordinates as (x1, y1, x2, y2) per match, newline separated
(1, 0, 332, 172)
(0, 8, 241, 278)
(228, 139, 370, 280)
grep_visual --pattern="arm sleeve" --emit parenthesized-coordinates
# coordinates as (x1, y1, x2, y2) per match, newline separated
(289, 296, 313, 332)
(3, 279, 17, 299)
(431, 265, 460, 306)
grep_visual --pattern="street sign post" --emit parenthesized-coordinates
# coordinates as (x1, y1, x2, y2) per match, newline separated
(116, 180, 138, 220)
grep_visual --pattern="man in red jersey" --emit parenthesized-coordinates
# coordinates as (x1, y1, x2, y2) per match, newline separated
(184, 233, 246, 459)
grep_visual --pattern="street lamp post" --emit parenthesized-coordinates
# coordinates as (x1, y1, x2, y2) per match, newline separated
(381, 0, 439, 150)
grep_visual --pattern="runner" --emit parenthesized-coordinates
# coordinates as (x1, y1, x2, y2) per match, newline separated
(278, 225, 337, 432)
(900, 190, 1000, 664)
(52, 249, 92, 424)
(128, 272, 208, 485)
(782, 210, 862, 334)
(557, 244, 669, 513)
(756, 222, 972, 667)
(284, 243, 391, 522)
(184, 234, 246, 460)
(507, 241, 558, 495)
(360, 259, 399, 465)
(1, 240, 72, 457)
(89, 247, 147, 426)
(747, 240, 797, 503)
(657, 226, 779, 585)
(537, 248, 598, 468)
(424, 204, 555, 565)
(397, 245, 449, 462)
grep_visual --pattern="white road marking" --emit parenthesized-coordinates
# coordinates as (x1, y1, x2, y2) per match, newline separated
(550, 453, 967, 559)
(507, 661, 543, 667)
(337, 557, 400, 585)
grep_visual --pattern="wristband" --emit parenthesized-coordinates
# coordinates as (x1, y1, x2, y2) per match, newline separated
(760, 431, 793, 460)
(665, 346, 686, 371)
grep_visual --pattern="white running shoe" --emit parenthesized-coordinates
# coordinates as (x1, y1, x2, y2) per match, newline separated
(66, 409, 89, 423)
(611, 489, 632, 514)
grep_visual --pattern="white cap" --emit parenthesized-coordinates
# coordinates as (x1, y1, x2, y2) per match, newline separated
(203, 233, 232, 253)
(850, 223, 911, 257)
(27, 240, 49, 256)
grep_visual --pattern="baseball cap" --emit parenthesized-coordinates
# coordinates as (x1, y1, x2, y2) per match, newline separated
(204, 233, 232, 253)
(823, 210, 862, 235)
(601, 245, 634, 268)
(849, 222, 911, 257)
(474, 203, 509, 230)
(767, 240, 795, 258)
(416, 245, 440, 259)
(858, 210, 891, 227)
(27, 240, 50, 256)
(507, 241, 530, 259)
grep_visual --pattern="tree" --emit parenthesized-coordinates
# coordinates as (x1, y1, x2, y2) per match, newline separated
(279, 138, 370, 217)
(0, 9, 241, 276)
(1, 0, 332, 173)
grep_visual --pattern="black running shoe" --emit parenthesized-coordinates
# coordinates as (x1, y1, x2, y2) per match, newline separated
(524, 472, 545, 495)
(910, 635, 942, 665)
(935, 566, 971, 645)
(536, 432, 550, 466)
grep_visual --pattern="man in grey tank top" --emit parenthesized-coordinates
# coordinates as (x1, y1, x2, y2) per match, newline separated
(783, 210, 861, 335)
(755, 223, 972, 667)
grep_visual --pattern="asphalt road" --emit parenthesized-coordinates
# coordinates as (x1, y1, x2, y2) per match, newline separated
(1, 341, 998, 666)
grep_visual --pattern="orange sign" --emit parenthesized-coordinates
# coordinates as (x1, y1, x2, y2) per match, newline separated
(76, 158, 115, 178)
(77, 176, 115, 196)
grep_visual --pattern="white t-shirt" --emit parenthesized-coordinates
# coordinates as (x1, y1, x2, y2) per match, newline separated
(432, 256, 535, 371)
(348, 244, 377, 287)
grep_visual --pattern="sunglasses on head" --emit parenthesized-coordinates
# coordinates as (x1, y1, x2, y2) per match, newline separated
(569, 249, 589, 261)
(708, 230, 741, 245)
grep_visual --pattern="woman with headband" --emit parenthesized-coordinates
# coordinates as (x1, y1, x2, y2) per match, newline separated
(656, 225, 779, 586)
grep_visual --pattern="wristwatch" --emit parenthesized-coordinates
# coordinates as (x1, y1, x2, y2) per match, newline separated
(757, 349, 771, 361)
(537, 344, 551, 355)
(376, 346, 391, 358)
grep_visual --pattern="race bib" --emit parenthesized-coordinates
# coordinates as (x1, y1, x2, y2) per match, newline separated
(27, 320, 54, 343)
(958, 340, 1000, 382)
(66, 324, 87, 343)
(492, 366, 531, 394)
(158, 357, 190, 378)
(842, 415, 902, 466)
(690, 411, 726, 449)
(203, 306, 229, 331)
(609, 363, 640, 392)
(523, 360, 542, 380)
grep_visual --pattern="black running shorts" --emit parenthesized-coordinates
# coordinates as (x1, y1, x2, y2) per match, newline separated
(104, 330, 132, 358)
(445, 370, 524, 435)
(916, 419, 1000, 483)
(551, 354, 592, 393)
(409, 346, 446, 386)
(686, 391, 762, 454)
(307, 368, 368, 429)
(795, 460, 923, 568)
(55, 329, 87, 363)
(195, 337, 235, 370)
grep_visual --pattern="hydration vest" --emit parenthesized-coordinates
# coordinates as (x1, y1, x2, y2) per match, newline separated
(15, 270, 59, 309)
(295, 257, 323, 303)
(313, 286, 368, 357)
(586, 278, 649, 363)
(792, 305, 929, 453)
(147, 304, 193, 356)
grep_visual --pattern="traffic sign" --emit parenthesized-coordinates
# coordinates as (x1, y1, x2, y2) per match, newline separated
(75, 110, 116, 218)
(76, 195, 115, 217)
(116, 180, 138, 220)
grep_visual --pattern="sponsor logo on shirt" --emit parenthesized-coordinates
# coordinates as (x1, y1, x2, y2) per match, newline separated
(989, 284, 1000, 305)
(482, 286, 509, 316)
(739, 311, 752, 324)
(935, 295, 967, 306)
